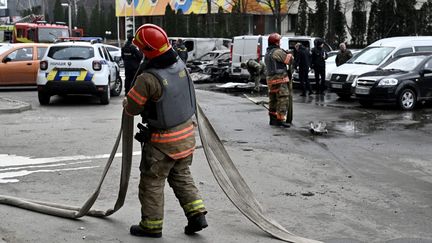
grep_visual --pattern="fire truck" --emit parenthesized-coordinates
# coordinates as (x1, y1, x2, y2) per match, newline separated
(13, 22, 70, 43)
(0, 15, 72, 43)
(0, 25, 13, 42)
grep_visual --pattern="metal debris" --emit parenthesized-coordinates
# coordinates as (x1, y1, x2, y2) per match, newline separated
(309, 121, 328, 135)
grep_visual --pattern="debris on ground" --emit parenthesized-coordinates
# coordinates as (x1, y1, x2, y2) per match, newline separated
(190, 72, 211, 82)
(301, 192, 315, 197)
(309, 121, 328, 135)
(216, 82, 267, 92)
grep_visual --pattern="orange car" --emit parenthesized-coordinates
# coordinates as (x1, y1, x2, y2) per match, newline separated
(0, 43, 50, 86)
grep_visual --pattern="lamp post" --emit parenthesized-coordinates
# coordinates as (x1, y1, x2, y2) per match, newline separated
(61, 2, 72, 34)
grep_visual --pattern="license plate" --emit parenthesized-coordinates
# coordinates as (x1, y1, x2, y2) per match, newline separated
(355, 87, 370, 95)
(233, 68, 241, 73)
(59, 71, 80, 77)
(331, 83, 342, 89)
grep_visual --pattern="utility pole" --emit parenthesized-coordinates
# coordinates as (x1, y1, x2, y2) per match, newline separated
(41, 0, 45, 17)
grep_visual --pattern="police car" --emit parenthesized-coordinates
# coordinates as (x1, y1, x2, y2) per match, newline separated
(36, 39, 122, 105)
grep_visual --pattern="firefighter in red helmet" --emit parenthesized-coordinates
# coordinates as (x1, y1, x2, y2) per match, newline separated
(123, 24, 208, 238)
(264, 33, 294, 127)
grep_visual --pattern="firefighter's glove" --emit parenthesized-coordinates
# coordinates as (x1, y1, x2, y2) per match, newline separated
(135, 123, 151, 143)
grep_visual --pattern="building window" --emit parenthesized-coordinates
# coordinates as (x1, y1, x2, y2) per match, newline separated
(287, 14, 297, 32)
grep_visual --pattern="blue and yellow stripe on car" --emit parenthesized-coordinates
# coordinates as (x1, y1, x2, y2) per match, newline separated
(45, 70, 94, 82)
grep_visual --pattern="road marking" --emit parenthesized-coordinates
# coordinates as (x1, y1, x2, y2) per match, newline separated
(0, 152, 141, 184)
(0, 152, 141, 168)
(0, 166, 99, 184)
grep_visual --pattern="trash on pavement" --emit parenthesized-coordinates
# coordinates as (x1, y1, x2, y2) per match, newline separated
(309, 121, 328, 135)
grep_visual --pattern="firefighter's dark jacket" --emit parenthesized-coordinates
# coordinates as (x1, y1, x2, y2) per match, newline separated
(125, 49, 196, 160)
(265, 45, 288, 76)
(143, 61, 196, 129)
(125, 49, 195, 129)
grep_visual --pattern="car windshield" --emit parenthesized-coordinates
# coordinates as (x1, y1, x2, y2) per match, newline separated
(48, 46, 94, 60)
(0, 45, 12, 55)
(200, 52, 219, 61)
(382, 55, 427, 71)
(38, 28, 69, 43)
(217, 53, 229, 60)
(347, 46, 394, 65)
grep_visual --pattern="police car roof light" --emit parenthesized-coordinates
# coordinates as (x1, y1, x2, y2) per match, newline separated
(54, 37, 103, 44)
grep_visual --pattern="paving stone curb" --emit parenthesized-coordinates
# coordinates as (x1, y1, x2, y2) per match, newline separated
(0, 97, 32, 114)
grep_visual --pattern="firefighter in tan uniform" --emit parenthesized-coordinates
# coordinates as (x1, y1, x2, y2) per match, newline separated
(241, 59, 265, 92)
(123, 24, 207, 238)
(264, 33, 294, 127)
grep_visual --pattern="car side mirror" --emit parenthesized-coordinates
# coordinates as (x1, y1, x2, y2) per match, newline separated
(2, 57, 11, 63)
(421, 68, 432, 76)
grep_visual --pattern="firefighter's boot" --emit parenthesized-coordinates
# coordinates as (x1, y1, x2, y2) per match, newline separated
(184, 213, 208, 235)
(269, 114, 278, 126)
(130, 225, 162, 238)
(277, 120, 291, 128)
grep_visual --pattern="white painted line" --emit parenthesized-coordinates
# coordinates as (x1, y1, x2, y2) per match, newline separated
(0, 160, 93, 172)
(0, 152, 141, 168)
(0, 166, 99, 184)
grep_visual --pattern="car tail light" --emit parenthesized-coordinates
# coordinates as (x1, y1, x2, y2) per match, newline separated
(93, 60, 102, 71)
(40, 61, 48, 70)
(257, 44, 261, 61)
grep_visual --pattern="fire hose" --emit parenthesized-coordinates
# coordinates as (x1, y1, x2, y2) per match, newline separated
(0, 106, 321, 243)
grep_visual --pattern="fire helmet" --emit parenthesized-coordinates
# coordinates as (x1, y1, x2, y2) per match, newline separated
(268, 33, 281, 46)
(133, 24, 171, 59)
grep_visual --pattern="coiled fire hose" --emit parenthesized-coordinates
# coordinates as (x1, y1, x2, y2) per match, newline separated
(0, 106, 321, 243)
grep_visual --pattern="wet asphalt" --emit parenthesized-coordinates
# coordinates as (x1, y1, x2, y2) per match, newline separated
(0, 82, 431, 243)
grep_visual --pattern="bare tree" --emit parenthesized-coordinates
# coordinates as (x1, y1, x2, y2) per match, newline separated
(256, 0, 296, 33)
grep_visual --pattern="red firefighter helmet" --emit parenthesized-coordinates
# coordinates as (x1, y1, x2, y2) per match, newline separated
(133, 24, 171, 59)
(268, 33, 281, 46)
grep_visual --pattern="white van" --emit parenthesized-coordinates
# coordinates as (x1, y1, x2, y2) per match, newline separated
(230, 35, 331, 79)
(169, 37, 231, 62)
(329, 36, 432, 98)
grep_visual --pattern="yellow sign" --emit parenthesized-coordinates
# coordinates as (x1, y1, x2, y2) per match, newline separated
(116, 0, 290, 16)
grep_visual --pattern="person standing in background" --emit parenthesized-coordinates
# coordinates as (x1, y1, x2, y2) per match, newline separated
(122, 35, 143, 94)
(175, 39, 189, 63)
(264, 33, 294, 127)
(310, 39, 328, 94)
(335, 43, 353, 67)
(294, 43, 311, 96)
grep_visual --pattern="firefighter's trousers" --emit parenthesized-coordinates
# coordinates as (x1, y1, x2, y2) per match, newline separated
(268, 82, 289, 121)
(138, 143, 206, 233)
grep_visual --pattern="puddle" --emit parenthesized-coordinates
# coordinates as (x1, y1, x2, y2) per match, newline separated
(328, 110, 432, 136)
(195, 84, 432, 136)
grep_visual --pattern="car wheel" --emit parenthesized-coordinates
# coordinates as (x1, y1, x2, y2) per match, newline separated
(38, 90, 50, 105)
(359, 100, 374, 108)
(100, 85, 110, 105)
(110, 75, 122, 97)
(397, 88, 416, 110)
(336, 93, 351, 100)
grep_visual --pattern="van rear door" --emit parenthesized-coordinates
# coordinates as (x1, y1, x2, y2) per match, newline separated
(231, 36, 260, 78)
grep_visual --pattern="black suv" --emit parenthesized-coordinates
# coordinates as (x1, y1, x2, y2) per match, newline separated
(355, 52, 432, 110)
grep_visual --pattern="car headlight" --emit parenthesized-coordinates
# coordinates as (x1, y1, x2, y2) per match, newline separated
(346, 75, 358, 83)
(351, 77, 358, 87)
(378, 78, 398, 86)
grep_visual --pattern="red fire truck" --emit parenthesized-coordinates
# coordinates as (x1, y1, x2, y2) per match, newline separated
(13, 22, 70, 43)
